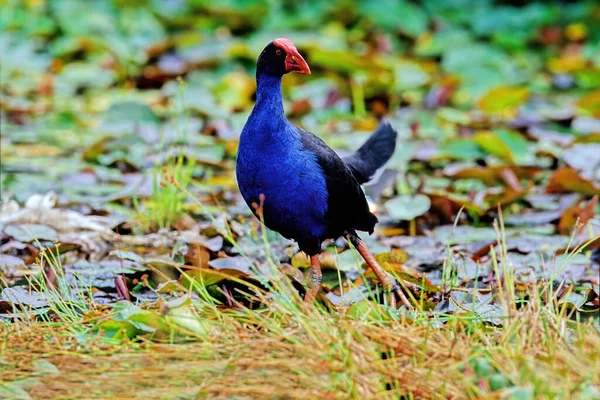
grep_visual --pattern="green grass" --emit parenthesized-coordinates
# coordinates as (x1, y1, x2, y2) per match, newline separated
(132, 154, 196, 233)
(132, 78, 196, 233)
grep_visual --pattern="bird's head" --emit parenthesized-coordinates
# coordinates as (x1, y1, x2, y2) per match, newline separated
(257, 38, 311, 77)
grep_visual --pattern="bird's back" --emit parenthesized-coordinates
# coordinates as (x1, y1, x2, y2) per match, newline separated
(298, 128, 378, 238)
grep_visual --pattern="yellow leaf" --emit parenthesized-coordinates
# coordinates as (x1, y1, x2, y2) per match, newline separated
(181, 267, 246, 288)
(375, 249, 409, 265)
(477, 86, 529, 116)
(547, 54, 587, 73)
(577, 90, 600, 117)
(291, 252, 311, 268)
(473, 132, 514, 163)
(15, 144, 62, 157)
(565, 23, 588, 41)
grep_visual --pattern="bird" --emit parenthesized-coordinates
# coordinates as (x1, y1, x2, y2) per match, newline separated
(236, 38, 409, 307)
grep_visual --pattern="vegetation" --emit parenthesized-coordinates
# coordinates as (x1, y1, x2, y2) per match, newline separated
(1, 0, 599, 398)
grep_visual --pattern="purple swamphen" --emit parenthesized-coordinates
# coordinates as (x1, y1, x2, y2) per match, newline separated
(236, 38, 409, 307)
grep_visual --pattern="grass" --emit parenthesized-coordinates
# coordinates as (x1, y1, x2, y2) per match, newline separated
(2, 189, 599, 399)
(132, 78, 196, 233)
(2, 286, 599, 399)
(132, 154, 196, 233)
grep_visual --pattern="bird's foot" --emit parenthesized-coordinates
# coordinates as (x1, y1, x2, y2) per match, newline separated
(391, 279, 413, 309)
(346, 231, 414, 309)
(303, 254, 322, 305)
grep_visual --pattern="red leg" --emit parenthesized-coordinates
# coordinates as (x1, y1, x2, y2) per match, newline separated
(347, 233, 412, 309)
(304, 254, 322, 304)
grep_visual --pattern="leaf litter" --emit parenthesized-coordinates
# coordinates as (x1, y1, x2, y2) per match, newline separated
(1, 0, 600, 398)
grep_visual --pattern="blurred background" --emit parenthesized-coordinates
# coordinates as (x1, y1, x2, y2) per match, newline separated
(1, 0, 599, 247)
(1, 3, 600, 397)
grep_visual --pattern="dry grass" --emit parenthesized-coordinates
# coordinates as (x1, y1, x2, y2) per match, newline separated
(2, 295, 599, 399)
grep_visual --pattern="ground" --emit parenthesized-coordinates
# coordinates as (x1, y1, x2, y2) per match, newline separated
(1, 1, 599, 399)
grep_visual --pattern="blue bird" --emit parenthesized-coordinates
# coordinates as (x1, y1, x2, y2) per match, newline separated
(237, 38, 407, 306)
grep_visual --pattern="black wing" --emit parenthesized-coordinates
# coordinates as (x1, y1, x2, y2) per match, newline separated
(299, 128, 377, 238)
(343, 121, 397, 184)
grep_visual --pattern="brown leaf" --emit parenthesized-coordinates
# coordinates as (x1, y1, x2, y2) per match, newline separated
(471, 241, 498, 262)
(484, 188, 528, 210)
(444, 164, 541, 186)
(547, 166, 600, 196)
(184, 244, 210, 268)
(498, 167, 522, 192)
(558, 195, 599, 235)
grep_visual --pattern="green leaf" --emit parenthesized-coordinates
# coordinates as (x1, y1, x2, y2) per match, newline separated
(181, 268, 246, 288)
(470, 357, 493, 377)
(31, 359, 60, 377)
(385, 194, 431, 221)
(437, 139, 486, 160)
(505, 386, 535, 400)
(359, 0, 428, 38)
(109, 250, 144, 263)
(394, 61, 430, 90)
(95, 320, 139, 340)
(488, 373, 510, 391)
(473, 130, 533, 165)
(165, 296, 212, 336)
(103, 102, 159, 125)
(0, 382, 31, 400)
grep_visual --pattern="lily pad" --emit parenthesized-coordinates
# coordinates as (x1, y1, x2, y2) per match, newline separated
(0, 287, 48, 309)
(385, 194, 431, 221)
(209, 256, 252, 275)
(3, 224, 58, 243)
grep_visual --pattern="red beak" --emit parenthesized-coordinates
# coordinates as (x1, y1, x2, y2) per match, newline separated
(273, 38, 311, 75)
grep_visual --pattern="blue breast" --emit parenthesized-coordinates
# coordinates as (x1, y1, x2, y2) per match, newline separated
(236, 85, 329, 243)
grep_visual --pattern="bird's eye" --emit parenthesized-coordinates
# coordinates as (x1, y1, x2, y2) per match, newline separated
(275, 49, 282, 56)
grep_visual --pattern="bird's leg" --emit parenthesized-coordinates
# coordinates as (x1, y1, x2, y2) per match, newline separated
(346, 232, 413, 309)
(304, 254, 322, 304)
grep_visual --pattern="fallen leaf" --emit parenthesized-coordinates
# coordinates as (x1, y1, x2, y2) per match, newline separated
(473, 130, 532, 164)
(181, 267, 246, 288)
(0, 254, 26, 269)
(557, 195, 599, 235)
(547, 167, 600, 196)
(562, 143, 600, 181)
(209, 256, 252, 275)
(0, 287, 48, 310)
(164, 296, 214, 336)
(375, 249, 409, 265)
(477, 86, 529, 115)
(576, 90, 600, 117)
(3, 224, 57, 243)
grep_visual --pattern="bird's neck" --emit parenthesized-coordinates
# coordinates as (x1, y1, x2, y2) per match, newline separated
(253, 72, 285, 120)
